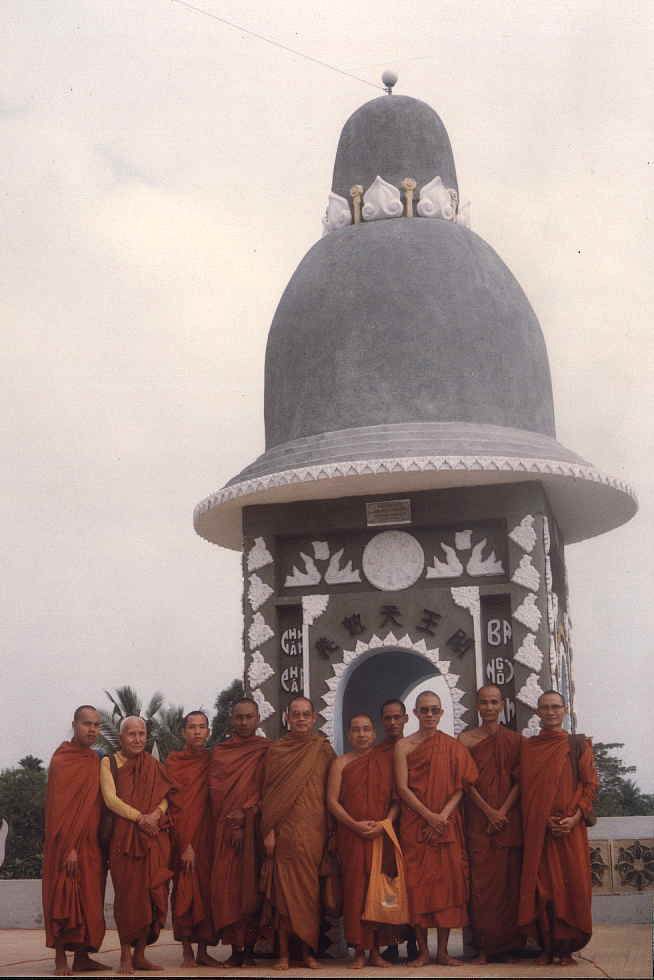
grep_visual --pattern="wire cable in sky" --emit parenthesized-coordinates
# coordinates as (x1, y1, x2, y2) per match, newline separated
(170, 0, 383, 92)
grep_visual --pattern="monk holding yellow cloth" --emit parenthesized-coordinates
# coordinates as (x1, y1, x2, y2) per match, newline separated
(261, 696, 335, 971)
(209, 697, 269, 968)
(43, 705, 107, 977)
(328, 713, 398, 970)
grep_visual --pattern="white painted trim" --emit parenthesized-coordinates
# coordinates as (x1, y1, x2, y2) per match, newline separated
(451, 586, 483, 691)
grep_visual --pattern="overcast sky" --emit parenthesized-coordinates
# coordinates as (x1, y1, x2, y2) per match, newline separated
(2, 1, 653, 788)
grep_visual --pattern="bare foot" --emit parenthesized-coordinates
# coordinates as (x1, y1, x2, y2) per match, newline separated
(557, 955, 576, 967)
(72, 954, 110, 972)
(117, 956, 134, 976)
(348, 953, 365, 970)
(411, 952, 430, 967)
(272, 957, 289, 971)
(369, 951, 393, 968)
(535, 953, 553, 965)
(223, 950, 244, 968)
(468, 953, 488, 965)
(436, 954, 464, 966)
(132, 955, 163, 970)
(54, 963, 71, 977)
(196, 951, 220, 966)
(303, 954, 321, 970)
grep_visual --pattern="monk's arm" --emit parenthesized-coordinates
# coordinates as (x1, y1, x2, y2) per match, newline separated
(394, 742, 445, 830)
(556, 740, 599, 834)
(327, 759, 379, 837)
(100, 757, 141, 822)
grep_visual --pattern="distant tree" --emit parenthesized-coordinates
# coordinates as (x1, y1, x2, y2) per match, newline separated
(152, 704, 186, 761)
(0, 758, 47, 878)
(594, 742, 654, 816)
(210, 679, 245, 744)
(98, 686, 165, 755)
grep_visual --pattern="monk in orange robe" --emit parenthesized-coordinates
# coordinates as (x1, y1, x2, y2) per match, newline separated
(327, 713, 399, 969)
(395, 690, 478, 967)
(209, 697, 269, 968)
(165, 711, 218, 967)
(101, 716, 173, 975)
(459, 686, 522, 963)
(43, 705, 107, 977)
(261, 695, 335, 971)
(518, 690, 598, 966)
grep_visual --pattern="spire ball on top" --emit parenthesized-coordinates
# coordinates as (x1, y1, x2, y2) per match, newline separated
(382, 70, 398, 94)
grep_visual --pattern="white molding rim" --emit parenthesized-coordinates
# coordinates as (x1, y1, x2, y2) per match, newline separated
(196, 455, 635, 518)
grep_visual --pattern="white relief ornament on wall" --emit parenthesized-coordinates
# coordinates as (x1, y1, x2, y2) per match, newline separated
(522, 714, 541, 738)
(426, 543, 463, 578)
(247, 537, 274, 572)
(514, 633, 544, 672)
(466, 538, 504, 576)
(511, 555, 540, 592)
(517, 673, 544, 709)
(285, 541, 361, 587)
(252, 688, 275, 722)
(416, 176, 457, 220)
(248, 573, 274, 613)
(363, 530, 425, 591)
(248, 612, 274, 651)
(248, 651, 274, 690)
(455, 530, 473, 550)
(362, 175, 403, 221)
(508, 515, 537, 554)
(513, 593, 542, 632)
(321, 192, 352, 235)
(302, 594, 329, 627)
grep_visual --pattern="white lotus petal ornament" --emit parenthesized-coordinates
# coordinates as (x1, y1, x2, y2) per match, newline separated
(362, 176, 403, 221)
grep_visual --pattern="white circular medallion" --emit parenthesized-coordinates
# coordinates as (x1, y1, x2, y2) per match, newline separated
(362, 531, 425, 591)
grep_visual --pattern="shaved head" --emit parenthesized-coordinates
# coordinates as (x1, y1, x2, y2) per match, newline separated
(416, 690, 441, 708)
(348, 712, 375, 729)
(477, 685, 503, 700)
(119, 715, 145, 734)
(538, 689, 565, 708)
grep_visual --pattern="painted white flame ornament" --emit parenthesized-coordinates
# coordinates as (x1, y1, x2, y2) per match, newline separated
(362, 176, 403, 221)
(322, 192, 352, 234)
(417, 176, 457, 220)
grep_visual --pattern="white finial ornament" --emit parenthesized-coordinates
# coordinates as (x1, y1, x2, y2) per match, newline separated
(382, 70, 398, 94)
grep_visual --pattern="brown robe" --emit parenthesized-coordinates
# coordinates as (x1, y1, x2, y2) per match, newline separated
(109, 752, 174, 946)
(336, 741, 396, 950)
(209, 735, 269, 947)
(518, 729, 597, 954)
(463, 726, 523, 955)
(165, 748, 216, 944)
(261, 732, 335, 950)
(42, 742, 105, 952)
(400, 731, 478, 928)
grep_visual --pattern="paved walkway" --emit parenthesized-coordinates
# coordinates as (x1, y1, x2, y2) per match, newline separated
(0, 926, 651, 978)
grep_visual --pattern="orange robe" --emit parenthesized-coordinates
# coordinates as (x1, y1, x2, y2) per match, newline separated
(109, 752, 174, 946)
(463, 727, 522, 955)
(518, 729, 597, 954)
(42, 742, 105, 952)
(261, 732, 335, 951)
(400, 732, 478, 928)
(209, 735, 269, 947)
(336, 741, 396, 950)
(165, 748, 216, 944)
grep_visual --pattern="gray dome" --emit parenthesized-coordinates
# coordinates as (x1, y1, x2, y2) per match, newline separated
(332, 95, 458, 199)
(264, 219, 554, 449)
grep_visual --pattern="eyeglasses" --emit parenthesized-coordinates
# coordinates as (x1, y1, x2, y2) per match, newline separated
(417, 706, 442, 715)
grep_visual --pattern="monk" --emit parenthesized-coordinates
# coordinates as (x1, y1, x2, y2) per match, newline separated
(261, 695, 335, 971)
(327, 713, 398, 969)
(395, 690, 478, 967)
(459, 686, 522, 963)
(165, 711, 218, 967)
(101, 716, 173, 975)
(43, 705, 107, 977)
(518, 690, 598, 967)
(377, 699, 418, 966)
(209, 697, 269, 968)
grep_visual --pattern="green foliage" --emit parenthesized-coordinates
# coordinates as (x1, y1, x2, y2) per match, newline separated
(210, 678, 245, 744)
(594, 742, 654, 816)
(0, 758, 46, 878)
(97, 686, 165, 756)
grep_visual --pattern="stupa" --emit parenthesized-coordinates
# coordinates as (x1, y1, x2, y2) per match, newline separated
(194, 77, 637, 750)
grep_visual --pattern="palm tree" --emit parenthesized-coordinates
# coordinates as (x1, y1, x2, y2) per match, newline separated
(152, 704, 185, 761)
(98, 686, 165, 755)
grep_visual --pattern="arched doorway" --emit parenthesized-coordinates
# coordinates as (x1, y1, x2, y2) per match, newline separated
(337, 647, 453, 753)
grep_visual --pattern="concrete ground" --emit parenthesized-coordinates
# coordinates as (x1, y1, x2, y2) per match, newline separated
(0, 926, 651, 979)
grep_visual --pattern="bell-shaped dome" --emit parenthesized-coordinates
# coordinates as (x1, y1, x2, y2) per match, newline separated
(195, 91, 636, 549)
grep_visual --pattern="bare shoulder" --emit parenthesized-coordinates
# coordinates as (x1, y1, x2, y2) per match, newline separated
(331, 752, 353, 772)
(396, 733, 421, 756)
